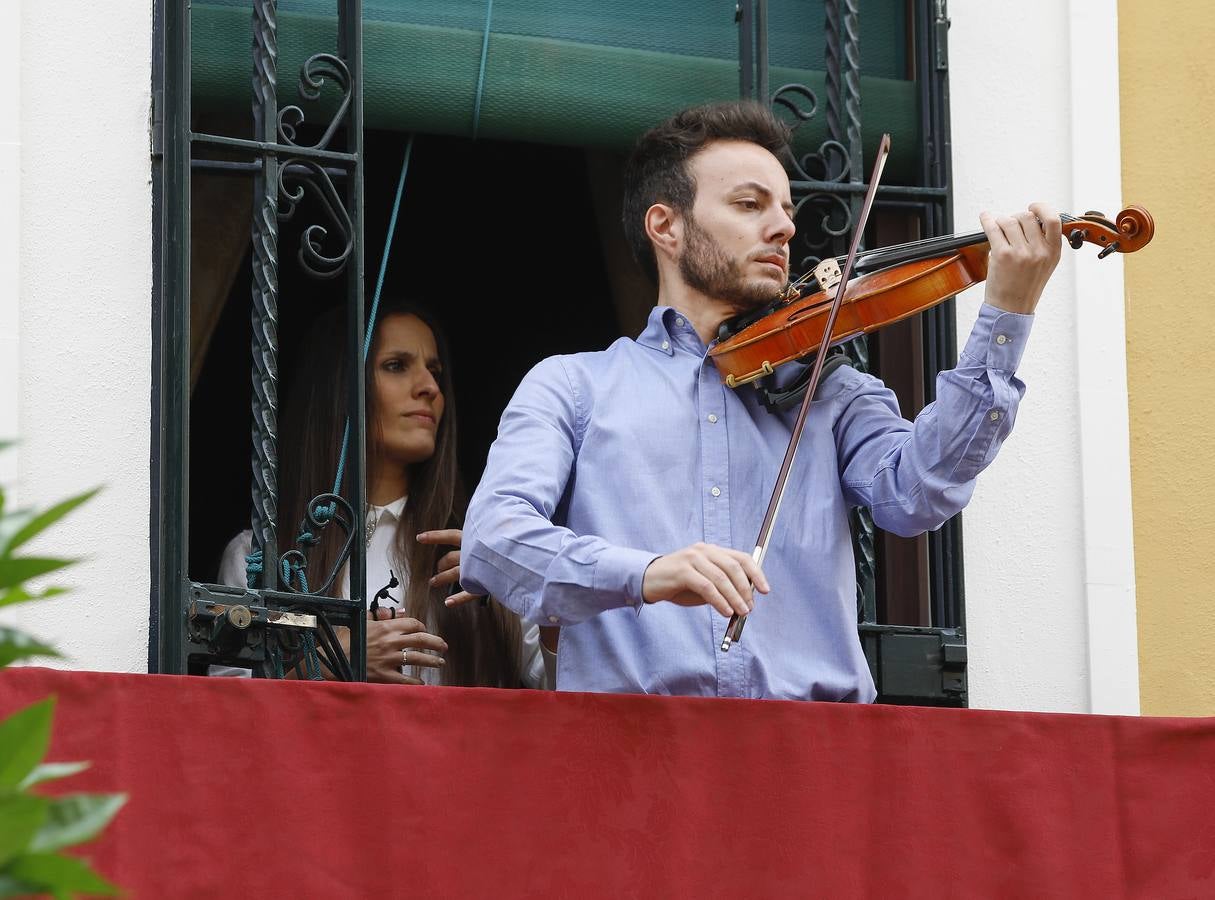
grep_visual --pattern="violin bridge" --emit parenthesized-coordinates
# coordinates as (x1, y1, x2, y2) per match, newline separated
(813, 258, 843, 295)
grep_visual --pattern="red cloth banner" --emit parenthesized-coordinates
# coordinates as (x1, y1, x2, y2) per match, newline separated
(2, 668, 1213, 898)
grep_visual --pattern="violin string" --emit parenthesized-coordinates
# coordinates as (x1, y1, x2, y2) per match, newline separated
(787, 214, 1080, 295)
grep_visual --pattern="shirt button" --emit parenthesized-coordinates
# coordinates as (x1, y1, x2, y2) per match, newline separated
(675, 317, 685, 327)
(661, 340, 670, 351)
(710, 486, 721, 497)
(996, 334, 1008, 345)
(548, 615, 559, 624)
(989, 411, 1001, 421)
(707, 413, 718, 424)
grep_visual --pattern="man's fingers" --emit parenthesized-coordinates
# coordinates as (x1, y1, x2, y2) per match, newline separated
(996, 214, 1027, 250)
(1015, 210, 1042, 248)
(416, 529, 462, 546)
(690, 557, 751, 616)
(682, 570, 732, 617)
(444, 590, 482, 608)
(979, 211, 1008, 249)
(430, 566, 461, 589)
(1028, 202, 1063, 254)
(706, 549, 756, 609)
(724, 548, 769, 594)
(435, 549, 460, 572)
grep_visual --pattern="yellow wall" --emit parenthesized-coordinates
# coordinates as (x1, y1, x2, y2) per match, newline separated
(1119, 1, 1215, 715)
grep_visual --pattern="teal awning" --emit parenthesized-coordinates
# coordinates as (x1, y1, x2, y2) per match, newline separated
(192, 1, 919, 179)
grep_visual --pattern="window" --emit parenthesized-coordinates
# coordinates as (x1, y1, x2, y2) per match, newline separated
(152, 0, 964, 702)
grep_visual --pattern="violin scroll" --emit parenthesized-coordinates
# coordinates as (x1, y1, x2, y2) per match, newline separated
(1063, 205, 1155, 258)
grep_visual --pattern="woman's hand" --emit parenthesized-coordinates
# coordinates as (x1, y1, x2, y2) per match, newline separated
(366, 608, 448, 685)
(418, 528, 484, 608)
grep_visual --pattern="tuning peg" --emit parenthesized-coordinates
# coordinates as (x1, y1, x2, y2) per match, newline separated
(1068, 230, 1087, 250)
(1097, 241, 1120, 259)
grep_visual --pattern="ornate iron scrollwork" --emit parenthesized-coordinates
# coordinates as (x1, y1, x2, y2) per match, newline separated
(277, 53, 353, 152)
(771, 82, 818, 130)
(279, 493, 356, 597)
(277, 158, 354, 279)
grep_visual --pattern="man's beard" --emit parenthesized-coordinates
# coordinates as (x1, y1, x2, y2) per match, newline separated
(678, 215, 783, 312)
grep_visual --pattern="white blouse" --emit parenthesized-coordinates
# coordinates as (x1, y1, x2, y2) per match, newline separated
(215, 496, 550, 688)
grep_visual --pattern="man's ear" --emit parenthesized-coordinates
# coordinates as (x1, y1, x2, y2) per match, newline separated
(644, 203, 681, 266)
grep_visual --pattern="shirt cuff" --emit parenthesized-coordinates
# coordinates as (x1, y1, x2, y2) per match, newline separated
(959, 303, 1034, 373)
(593, 545, 661, 613)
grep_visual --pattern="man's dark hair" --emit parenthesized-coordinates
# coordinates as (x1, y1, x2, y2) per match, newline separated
(621, 101, 792, 282)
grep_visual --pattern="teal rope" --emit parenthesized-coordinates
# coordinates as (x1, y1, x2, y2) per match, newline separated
(471, 0, 494, 139)
(332, 135, 415, 498)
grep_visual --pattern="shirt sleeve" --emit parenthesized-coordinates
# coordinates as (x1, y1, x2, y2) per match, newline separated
(461, 357, 659, 627)
(217, 530, 254, 588)
(833, 303, 1034, 537)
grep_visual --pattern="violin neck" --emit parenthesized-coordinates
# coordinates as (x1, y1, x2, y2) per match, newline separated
(848, 213, 1081, 274)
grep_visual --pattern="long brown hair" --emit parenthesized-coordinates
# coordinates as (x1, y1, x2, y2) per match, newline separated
(277, 300, 524, 687)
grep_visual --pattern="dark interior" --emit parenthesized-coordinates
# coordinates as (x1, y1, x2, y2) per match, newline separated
(189, 132, 623, 583)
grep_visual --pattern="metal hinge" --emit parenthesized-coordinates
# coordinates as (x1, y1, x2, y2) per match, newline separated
(934, 0, 951, 71)
(150, 89, 164, 158)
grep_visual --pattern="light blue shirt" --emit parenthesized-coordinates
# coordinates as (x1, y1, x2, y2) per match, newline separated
(463, 303, 1033, 701)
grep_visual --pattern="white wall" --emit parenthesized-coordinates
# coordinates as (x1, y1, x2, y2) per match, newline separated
(0, 2, 20, 488)
(0, 1, 1140, 703)
(950, 0, 1138, 713)
(3, 1, 153, 673)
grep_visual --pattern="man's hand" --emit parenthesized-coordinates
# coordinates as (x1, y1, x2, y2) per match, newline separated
(641, 542, 770, 618)
(979, 202, 1063, 315)
(417, 528, 484, 608)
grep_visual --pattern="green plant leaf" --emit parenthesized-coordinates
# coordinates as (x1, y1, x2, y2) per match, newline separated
(0, 698, 55, 790)
(0, 627, 61, 668)
(29, 793, 127, 854)
(4, 852, 121, 896)
(0, 584, 68, 611)
(0, 557, 75, 590)
(18, 761, 90, 791)
(0, 794, 50, 868)
(2, 489, 100, 557)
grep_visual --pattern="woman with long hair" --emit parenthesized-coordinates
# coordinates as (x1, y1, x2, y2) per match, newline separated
(218, 299, 545, 688)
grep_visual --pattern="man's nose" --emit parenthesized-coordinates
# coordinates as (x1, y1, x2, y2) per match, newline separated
(768, 206, 796, 244)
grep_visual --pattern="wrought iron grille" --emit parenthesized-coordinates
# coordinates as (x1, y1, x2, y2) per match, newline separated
(152, 0, 964, 701)
(737, 0, 966, 705)
(152, 0, 369, 679)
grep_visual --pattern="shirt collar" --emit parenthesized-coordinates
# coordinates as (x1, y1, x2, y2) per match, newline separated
(635, 306, 708, 356)
(371, 495, 407, 523)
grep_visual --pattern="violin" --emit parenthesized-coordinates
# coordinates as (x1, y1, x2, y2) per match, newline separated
(715, 132, 1156, 653)
(710, 206, 1155, 388)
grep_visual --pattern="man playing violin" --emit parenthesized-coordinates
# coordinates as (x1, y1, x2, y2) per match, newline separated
(459, 101, 1062, 700)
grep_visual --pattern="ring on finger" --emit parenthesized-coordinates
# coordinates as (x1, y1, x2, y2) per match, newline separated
(401, 648, 409, 666)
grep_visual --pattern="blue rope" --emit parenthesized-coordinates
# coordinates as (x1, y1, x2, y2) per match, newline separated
(247, 142, 412, 591)
(245, 549, 263, 589)
(332, 135, 415, 497)
(471, 0, 494, 139)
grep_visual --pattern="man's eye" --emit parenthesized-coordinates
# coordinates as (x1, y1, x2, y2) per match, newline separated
(383, 359, 403, 371)
(429, 367, 443, 380)
(737, 199, 759, 210)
